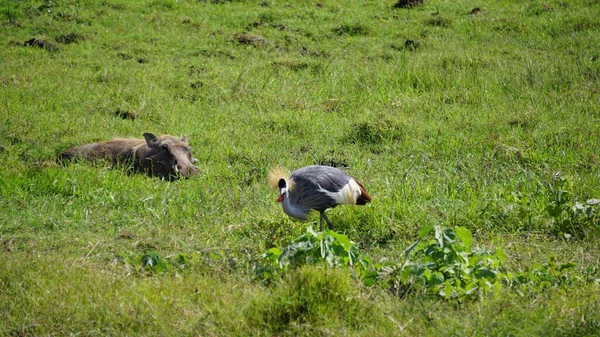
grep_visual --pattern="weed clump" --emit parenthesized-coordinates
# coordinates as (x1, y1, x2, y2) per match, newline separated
(393, 0, 423, 9)
(470, 7, 482, 15)
(332, 23, 369, 36)
(426, 17, 451, 28)
(272, 60, 311, 72)
(404, 39, 421, 51)
(544, 174, 600, 239)
(375, 225, 506, 301)
(114, 108, 137, 120)
(233, 33, 267, 47)
(247, 266, 380, 331)
(23, 38, 58, 52)
(344, 118, 405, 146)
(56, 32, 84, 44)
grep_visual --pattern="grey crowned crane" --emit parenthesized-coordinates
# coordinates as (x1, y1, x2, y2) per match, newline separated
(268, 165, 371, 231)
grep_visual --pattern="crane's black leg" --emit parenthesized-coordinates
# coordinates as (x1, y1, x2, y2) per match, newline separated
(322, 212, 334, 230)
(319, 212, 324, 232)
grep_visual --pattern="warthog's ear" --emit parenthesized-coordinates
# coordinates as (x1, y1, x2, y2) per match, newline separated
(181, 136, 188, 143)
(143, 133, 161, 148)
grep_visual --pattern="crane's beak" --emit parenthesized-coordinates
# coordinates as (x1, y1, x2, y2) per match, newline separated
(277, 186, 287, 203)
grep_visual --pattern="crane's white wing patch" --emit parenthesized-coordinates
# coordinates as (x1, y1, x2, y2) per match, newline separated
(316, 179, 362, 205)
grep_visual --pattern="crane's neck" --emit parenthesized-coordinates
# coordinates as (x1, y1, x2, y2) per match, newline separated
(281, 193, 310, 221)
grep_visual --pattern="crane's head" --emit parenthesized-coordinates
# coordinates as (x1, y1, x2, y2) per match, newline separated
(268, 166, 294, 203)
(277, 178, 288, 203)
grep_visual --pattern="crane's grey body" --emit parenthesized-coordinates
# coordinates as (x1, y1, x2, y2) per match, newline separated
(275, 165, 371, 230)
(282, 165, 350, 219)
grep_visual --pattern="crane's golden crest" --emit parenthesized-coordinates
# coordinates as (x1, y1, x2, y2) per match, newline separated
(268, 166, 295, 191)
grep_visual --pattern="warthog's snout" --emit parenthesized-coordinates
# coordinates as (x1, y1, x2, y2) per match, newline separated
(173, 159, 199, 178)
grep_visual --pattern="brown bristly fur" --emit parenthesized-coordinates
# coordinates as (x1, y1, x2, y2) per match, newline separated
(267, 166, 294, 191)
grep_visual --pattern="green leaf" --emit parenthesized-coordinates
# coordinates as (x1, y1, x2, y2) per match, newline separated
(377, 264, 399, 280)
(546, 203, 563, 218)
(141, 252, 168, 273)
(434, 225, 444, 248)
(320, 236, 330, 259)
(176, 253, 187, 265)
(442, 228, 457, 245)
(423, 268, 432, 281)
(559, 262, 576, 272)
(307, 226, 319, 237)
(141, 253, 159, 267)
(557, 190, 570, 204)
(455, 226, 473, 250)
(329, 231, 353, 250)
(404, 239, 421, 256)
(495, 248, 506, 263)
(515, 273, 530, 284)
(418, 223, 435, 238)
(585, 205, 594, 217)
(362, 271, 378, 287)
(264, 247, 282, 265)
(587, 198, 600, 205)
(493, 280, 503, 296)
(464, 283, 478, 295)
(573, 202, 586, 211)
(265, 247, 282, 256)
(475, 268, 497, 280)
(411, 264, 427, 277)
(430, 272, 445, 286)
(278, 235, 316, 266)
(440, 282, 455, 298)
(399, 265, 412, 283)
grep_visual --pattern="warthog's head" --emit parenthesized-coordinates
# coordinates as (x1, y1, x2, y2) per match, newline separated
(143, 133, 199, 179)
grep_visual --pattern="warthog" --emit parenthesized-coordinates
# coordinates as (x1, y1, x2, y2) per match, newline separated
(60, 133, 199, 179)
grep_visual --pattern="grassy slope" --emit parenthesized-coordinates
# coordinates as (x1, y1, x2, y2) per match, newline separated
(1, 0, 599, 335)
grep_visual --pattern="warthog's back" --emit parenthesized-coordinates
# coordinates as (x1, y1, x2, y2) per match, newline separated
(60, 138, 145, 161)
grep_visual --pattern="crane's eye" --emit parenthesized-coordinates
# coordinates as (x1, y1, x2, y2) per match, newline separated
(278, 178, 286, 188)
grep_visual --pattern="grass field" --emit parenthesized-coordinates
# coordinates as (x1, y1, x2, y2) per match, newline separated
(1, 0, 599, 335)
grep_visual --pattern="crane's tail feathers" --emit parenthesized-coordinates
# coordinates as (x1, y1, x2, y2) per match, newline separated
(354, 179, 371, 205)
(268, 166, 291, 191)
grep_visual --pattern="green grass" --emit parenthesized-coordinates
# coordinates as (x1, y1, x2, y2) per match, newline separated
(1, 0, 599, 335)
